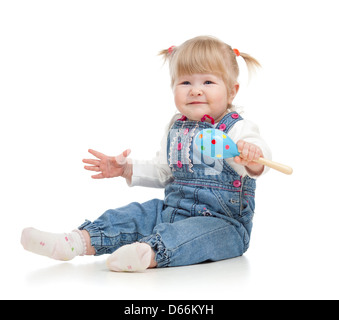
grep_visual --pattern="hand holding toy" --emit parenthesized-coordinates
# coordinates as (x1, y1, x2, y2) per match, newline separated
(194, 129, 293, 175)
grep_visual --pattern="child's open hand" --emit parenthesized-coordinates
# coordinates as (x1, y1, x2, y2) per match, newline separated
(234, 140, 264, 176)
(83, 149, 131, 179)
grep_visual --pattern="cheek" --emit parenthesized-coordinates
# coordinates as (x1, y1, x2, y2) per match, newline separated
(210, 91, 228, 107)
(174, 90, 185, 106)
(174, 95, 180, 108)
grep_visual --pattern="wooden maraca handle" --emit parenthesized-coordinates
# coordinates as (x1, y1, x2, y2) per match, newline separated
(254, 157, 293, 175)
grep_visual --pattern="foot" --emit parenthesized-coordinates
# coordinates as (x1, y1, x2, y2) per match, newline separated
(21, 227, 86, 261)
(106, 242, 153, 272)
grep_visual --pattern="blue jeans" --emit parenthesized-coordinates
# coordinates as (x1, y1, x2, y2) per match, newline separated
(79, 198, 250, 268)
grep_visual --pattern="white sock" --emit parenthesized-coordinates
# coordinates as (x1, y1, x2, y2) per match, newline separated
(106, 242, 152, 272)
(21, 227, 86, 261)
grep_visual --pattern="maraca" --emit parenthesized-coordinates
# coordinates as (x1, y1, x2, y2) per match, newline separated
(194, 129, 293, 175)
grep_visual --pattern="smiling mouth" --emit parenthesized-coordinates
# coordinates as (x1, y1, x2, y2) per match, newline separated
(188, 102, 207, 105)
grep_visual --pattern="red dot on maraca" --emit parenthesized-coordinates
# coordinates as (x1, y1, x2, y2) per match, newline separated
(211, 139, 216, 144)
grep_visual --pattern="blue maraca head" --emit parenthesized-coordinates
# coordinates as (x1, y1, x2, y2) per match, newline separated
(194, 129, 240, 159)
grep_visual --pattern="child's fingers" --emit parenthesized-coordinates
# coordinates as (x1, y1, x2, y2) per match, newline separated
(84, 165, 100, 172)
(254, 148, 262, 161)
(234, 156, 242, 164)
(91, 173, 105, 179)
(234, 156, 247, 165)
(115, 149, 131, 166)
(237, 140, 252, 160)
(239, 141, 250, 160)
(236, 140, 245, 153)
(246, 145, 263, 162)
(247, 144, 257, 161)
(88, 149, 106, 159)
(122, 149, 131, 158)
(237, 141, 263, 162)
(82, 159, 100, 166)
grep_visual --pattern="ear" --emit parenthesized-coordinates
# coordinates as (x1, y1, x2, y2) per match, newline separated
(228, 83, 239, 104)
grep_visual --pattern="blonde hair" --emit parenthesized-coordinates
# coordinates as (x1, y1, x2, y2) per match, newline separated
(159, 36, 260, 95)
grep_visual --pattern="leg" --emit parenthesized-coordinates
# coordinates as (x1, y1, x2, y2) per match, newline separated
(141, 216, 247, 268)
(106, 215, 245, 272)
(149, 249, 157, 268)
(80, 230, 96, 255)
(21, 199, 164, 262)
(78, 199, 164, 256)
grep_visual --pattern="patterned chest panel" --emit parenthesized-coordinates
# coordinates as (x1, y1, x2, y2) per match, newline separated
(168, 122, 200, 173)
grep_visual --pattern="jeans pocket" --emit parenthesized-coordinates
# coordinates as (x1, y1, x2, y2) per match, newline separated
(210, 188, 239, 218)
(241, 191, 255, 212)
(240, 191, 255, 223)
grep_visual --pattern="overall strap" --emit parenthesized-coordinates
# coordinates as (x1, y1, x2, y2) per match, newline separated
(216, 112, 243, 134)
(172, 112, 243, 131)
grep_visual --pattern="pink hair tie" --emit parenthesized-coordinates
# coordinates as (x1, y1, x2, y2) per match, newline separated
(168, 46, 176, 54)
(233, 48, 240, 57)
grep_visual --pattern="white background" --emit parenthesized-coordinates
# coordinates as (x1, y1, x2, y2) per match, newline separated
(1, 0, 338, 300)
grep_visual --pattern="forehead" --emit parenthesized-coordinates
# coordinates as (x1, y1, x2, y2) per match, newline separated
(177, 73, 222, 80)
(170, 52, 227, 88)
(173, 42, 226, 74)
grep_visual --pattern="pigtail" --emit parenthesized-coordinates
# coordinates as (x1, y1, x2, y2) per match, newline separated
(159, 46, 176, 61)
(238, 51, 261, 75)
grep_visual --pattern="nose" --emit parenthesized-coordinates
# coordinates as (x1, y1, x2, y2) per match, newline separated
(190, 87, 203, 96)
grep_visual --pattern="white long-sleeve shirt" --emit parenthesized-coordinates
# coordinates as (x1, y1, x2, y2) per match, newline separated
(129, 109, 272, 188)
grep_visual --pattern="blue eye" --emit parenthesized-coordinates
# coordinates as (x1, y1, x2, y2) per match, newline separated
(181, 81, 191, 85)
(204, 81, 213, 85)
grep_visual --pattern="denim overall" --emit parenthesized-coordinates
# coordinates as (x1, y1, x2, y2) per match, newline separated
(79, 112, 256, 268)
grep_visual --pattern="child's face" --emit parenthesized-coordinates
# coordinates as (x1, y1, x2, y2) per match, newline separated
(173, 73, 238, 123)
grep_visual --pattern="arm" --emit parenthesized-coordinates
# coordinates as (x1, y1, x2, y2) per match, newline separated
(82, 141, 173, 188)
(128, 115, 181, 188)
(82, 117, 176, 188)
(130, 129, 173, 188)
